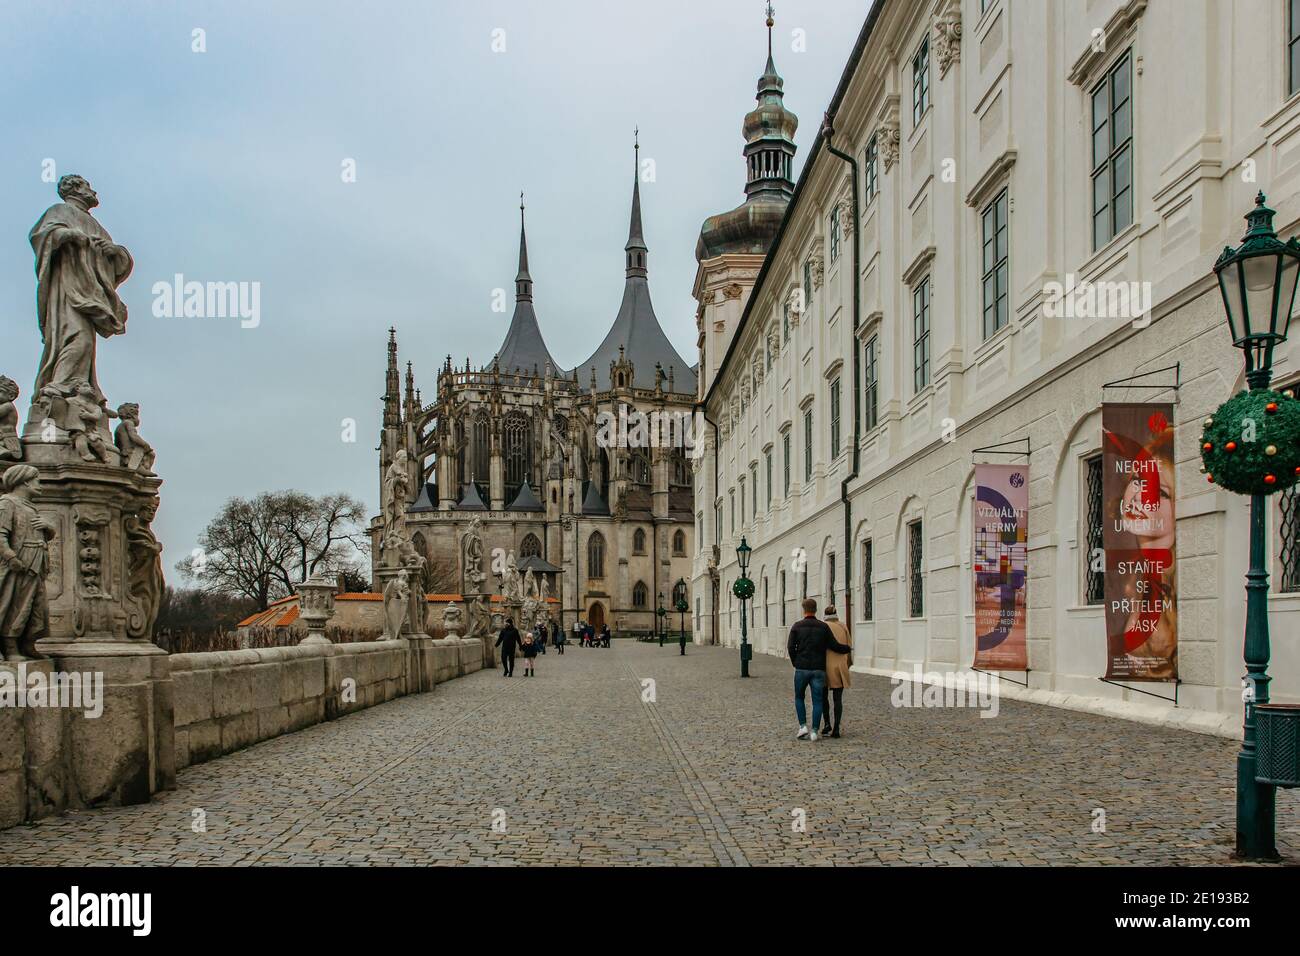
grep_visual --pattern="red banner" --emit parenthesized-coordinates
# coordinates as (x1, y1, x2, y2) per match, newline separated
(1102, 403, 1178, 681)
(973, 462, 1029, 670)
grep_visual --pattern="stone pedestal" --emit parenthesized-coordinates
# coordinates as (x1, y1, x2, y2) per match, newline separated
(296, 571, 338, 646)
(375, 564, 429, 639)
(14, 442, 175, 816)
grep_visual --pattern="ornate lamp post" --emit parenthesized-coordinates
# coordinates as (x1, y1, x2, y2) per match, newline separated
(675, 578, 689, 656)
(656, 591, 666, 647)
(1212, 191, 1300, 861)
(734, 537, 754, 677)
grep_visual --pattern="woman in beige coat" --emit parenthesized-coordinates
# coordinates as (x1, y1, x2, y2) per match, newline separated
(820, 606, 852, 738)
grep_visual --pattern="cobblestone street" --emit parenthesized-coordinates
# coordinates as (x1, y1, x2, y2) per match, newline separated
(2, 641, 1296, 866)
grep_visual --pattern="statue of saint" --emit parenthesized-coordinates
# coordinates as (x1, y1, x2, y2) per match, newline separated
(382, 570, 410, 640)
(462, 515, 486, 592)
(124, 495, 164, 640)
(0, 465, 54, 661)
(30, 176, 133, 407)
(0, 376, 21, 463)
(383, 450, 411, 535)
(114, 402, 156, 473)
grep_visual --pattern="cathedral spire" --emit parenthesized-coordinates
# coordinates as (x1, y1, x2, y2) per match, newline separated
(744, 3, 797, 203)
(625, 130, 647, 279)
(516, 191, 533, 302)
(403, 360, 418, 420)
(383, 327, 401, 427)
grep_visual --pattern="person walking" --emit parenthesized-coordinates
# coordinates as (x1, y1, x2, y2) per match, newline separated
(600, 622, 611, 647)
(819, 605, 852, 738)
(574, 618, 584, 647)
(520, 630, 539, 676)
(554, 620, 565, 655)
(495, 617, 521, 677)
(535, 622, 547, 654)
(786, 598, 850, 741)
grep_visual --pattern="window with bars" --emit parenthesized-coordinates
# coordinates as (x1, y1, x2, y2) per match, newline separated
(780, 571, 787, 625)
(765, 450, 772, 509)
(913, 278, 931, 392)
(751, 464, 758, 519)
(783, 302, 791, 342)
(1085, 455, 1105, 604)
(740, 482, 745, 528)
(828, 553, 836, 608)
(1090, 51, 1133, 250)
(864, 135, 878, 203)
(908, 519, 924, 617)
(829, 210, 841, 262)
(864, 335, 879, 430)
(912, 36, 930, 126)
(783, 431, 791, 496)
(804, 410, 814, 482)
(1290, 0, 1300, 97)
(729, 491, 735, 535)
(803, 259, 813, 308)
(862, 538, 874, 621)
(830, 377, 842, 458)
(981, 189, 1009, 339)
(1280, 484, 1300, 593)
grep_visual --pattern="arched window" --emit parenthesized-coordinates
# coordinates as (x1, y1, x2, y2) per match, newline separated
(587, 532, 605, 579)
(504, 413, 530, 499)
(632, 580, 648, 608)
(520, 533, 541, 558)
(454, 420, 466, 483)
(597, 448, 610, 497)
(632, 450, 651, 484)
(672, 529, 686, 556)
(671, 448, 690, 487)
(633, 528, 647, 554)
(472, 414, 490, 483)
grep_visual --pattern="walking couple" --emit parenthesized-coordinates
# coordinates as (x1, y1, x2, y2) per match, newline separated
(786, 598, 852, 741)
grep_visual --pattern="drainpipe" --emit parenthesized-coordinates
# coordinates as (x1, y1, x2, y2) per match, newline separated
(821, 112, 861, 633)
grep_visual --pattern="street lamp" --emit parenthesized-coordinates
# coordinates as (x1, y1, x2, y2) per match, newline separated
(675, 578, 689, 656)
(734, 536, 754, 677)
(1213, 191, 1300, 861)
(656, 591, 666, 647)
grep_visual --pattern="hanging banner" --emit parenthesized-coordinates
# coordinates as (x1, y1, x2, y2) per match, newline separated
(1102, 403, 1178, 681)
(973, 462, 1029, 670)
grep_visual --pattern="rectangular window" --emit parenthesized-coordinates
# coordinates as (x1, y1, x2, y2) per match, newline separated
(908, 520, 924, 617)
(782, 431, 791, 496)
(829, 211, 841, 262)
(751, 464, 758, 519)
(803, 259, 813, 306)
(1090, 51, 1133, 250)
(981, 189, 1009, 339)
(830, 377, 842, 457)
(803, 410, 813, 482)
(828, 553, 836, 608)
(864, 335, 879, 430)
(1085, 455, 1104, 604)
(1280, 484, 1300, 593)
(783, 302, 791, 342)
(912, 36, 930, 126)
(716, 501, 722, 544)
(864, 135, 878, 203)
(739, 483, 745, 528)
(1290, 0, 1300, 96)
(729, 491, 735, 536)
(913, 277, 931, 392)
(780, 571, 787, 625)
(862, 538, 874, 621)
(765, 450, 772, 508)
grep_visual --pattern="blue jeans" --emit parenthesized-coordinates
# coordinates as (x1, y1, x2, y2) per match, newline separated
(793, 669, 826, 730)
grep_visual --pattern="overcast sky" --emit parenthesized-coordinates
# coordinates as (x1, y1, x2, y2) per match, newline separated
(0, 0, 868, 577)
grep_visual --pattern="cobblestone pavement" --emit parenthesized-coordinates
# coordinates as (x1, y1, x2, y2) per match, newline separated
(2, 641, 1296, 865)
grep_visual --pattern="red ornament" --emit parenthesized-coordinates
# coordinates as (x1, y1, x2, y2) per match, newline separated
(1226, 441, 1238, 451)
(1203, 442, 1213, 451)
(1266, 402, 1279, 413)
(1207, 474, 1214, 483)
(1265, 474, 1277, 485)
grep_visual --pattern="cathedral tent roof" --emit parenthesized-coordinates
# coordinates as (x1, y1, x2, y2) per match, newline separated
(456, 482, 487, 510)
(506, 479, 544, 512)
(493, 201, 566, 376)
(407, 482, 438, 512)
(580, 481, 610, 516)
(517, 554, 563, 574)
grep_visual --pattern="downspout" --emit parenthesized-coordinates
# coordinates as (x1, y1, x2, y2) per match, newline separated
(696, 402, 721, 646)
(821, 112, 861, 633)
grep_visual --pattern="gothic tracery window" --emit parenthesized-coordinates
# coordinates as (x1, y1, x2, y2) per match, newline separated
(520, 533, 541, 559)
(587, 532, 606, 579)
(504, 412, 531, 499)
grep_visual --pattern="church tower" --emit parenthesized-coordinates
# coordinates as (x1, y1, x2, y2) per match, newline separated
(694, 3, 798, 398)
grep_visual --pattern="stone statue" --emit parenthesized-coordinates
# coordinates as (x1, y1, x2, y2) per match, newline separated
(113, 402, 156, 473)
(382, 569, 410, 640)
(30, 175, 133, 407)
(65, 381, 116, 463)
(462, 515, 486, 592)
(0, 376, 22, 463)
(403, 548, 428, 634)
(548, 420, 566, 480)
(124, 495, 164, 640)
(501, 550, 522, 604)
(383, 450, 410, 534)
(467, 594, 489, 640)
(0, 465, 54, 661)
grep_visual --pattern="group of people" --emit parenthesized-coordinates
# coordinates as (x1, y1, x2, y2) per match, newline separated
(786, 598, 852, 741)
(572, 619, 611, 648)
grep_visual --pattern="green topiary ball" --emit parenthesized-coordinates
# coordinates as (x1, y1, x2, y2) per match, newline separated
(732, 577, 755, 601)
(1200, 389, 1300, 495)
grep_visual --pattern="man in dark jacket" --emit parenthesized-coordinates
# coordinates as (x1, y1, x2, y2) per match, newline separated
(787, 598, 850, 741)
(495, 618, 521, 677)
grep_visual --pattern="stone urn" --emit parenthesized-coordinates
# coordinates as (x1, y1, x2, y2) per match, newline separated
(296, 570, 338, 646)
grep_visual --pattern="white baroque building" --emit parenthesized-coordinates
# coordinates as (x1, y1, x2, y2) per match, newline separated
(692, 0, 1300, 730)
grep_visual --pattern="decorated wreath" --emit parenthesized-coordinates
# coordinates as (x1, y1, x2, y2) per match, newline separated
(1200, 388, 1300, 495)
(732, 576, 755, 601)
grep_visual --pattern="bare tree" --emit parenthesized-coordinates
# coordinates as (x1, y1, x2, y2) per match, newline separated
(176, 491, 368, 610)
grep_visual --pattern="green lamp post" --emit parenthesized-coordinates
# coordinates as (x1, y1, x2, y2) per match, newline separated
(734, 537, 754, 677)
(675, 578, 689, 656)
(1212, 191, 1300, 861)
(656, 591, 667, 647)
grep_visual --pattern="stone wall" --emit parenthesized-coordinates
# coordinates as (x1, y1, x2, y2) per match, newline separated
(170, 637, 485, 770)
